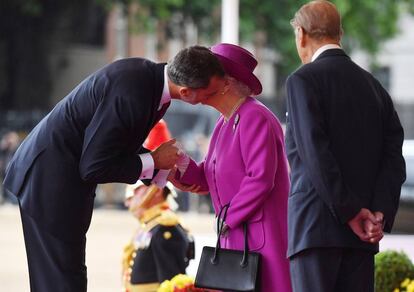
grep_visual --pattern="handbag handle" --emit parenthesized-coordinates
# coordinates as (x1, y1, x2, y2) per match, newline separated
(212, 204, 249, 267)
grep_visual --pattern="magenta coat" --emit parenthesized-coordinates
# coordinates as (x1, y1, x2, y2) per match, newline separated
(180, 97, 292, 292)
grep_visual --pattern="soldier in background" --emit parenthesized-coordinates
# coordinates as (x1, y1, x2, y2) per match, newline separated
(122, 181, 194, 292)
(144, 119, 171, 152)
(122, 120, 194, 292)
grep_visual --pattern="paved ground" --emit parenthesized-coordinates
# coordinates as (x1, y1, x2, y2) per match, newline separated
(0, 204, 216, 292)
(1, 204, 413, 292)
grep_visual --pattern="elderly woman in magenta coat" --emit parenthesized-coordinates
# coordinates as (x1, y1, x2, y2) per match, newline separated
(170, 43, 292, 292)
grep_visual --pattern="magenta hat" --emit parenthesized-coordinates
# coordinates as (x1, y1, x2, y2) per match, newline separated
(211, 43, 262, 95)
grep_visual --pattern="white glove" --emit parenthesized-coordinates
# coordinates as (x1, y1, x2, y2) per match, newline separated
(173, 141, 190, 177)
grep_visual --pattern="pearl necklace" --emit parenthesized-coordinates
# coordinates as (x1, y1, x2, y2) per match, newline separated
(224, 97, 246, 122)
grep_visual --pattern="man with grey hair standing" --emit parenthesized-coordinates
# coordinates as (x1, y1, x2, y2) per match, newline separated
(285, 1, 405, 291)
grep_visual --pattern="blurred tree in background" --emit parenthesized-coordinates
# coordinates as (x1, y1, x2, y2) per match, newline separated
(98, 0, 414, 74)
(239, 0, 414, 74)
(1, 0, 413, 112)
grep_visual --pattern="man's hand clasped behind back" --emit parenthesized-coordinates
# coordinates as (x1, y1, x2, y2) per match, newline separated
(348, 208, 384, 244)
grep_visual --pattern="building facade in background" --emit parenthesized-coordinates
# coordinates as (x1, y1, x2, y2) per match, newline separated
(352, 13, 414, 138)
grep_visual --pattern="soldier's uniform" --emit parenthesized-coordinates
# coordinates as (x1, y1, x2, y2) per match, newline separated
(122, 201, 194, 292)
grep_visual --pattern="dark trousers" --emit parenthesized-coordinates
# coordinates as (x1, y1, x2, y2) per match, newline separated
(289, 247, 374, 292)
(20, 206, 87, 292)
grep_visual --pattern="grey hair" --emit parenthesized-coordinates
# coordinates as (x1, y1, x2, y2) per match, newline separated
(226, 76, 253, 97)
(290, 0, 342, 41)
(167, 45, 225, 89)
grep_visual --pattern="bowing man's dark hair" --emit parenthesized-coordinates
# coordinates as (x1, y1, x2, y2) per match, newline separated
(167, 45, 225, 89)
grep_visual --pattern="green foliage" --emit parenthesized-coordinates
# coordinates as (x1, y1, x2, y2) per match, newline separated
(94, 0, 117, 11)
(9, 0, 414, 76)
(1, 0, 43, 17)
(338, 0, 399, 53)
(117, 0, 221, 38)
(375, 250, 414, 292)
(101, 0, 414, 75)
(238, 0, 409, 73)
(20, 0, 43, 16)
(402, 0, 414, 14)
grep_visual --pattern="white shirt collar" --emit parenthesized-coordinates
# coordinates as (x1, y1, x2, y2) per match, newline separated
(158, 65, 171, 110)
(311, 44, 341, 62)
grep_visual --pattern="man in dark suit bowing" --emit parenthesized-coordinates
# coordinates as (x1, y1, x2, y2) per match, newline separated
(285, 1, 406, 291)
(3, 46, 225, 292)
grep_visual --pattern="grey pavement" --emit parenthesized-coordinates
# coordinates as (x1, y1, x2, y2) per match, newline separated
(0, 204, 216, 292)
(1, 204, 413, 292)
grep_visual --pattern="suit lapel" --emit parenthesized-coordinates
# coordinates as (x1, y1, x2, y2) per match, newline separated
(150, 63, 168, 125)
(152, 63, 167, 112)
(154, 101, 170, 123)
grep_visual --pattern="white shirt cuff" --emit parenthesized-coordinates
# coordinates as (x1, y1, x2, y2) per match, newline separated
(152, 169, 170, 188)
(138, 153, 154, 180)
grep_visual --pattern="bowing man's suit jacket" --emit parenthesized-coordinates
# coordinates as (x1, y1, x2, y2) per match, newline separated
(285, 49, 406, 257)
(4, 58, 167, 240)
(179, 98, 292, 292)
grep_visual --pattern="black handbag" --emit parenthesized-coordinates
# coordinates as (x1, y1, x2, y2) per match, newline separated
(194, 204, 261, 292)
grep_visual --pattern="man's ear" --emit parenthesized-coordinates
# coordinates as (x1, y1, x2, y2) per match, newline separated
(178, 86, 191, 97)
(297, 26, 306, 48)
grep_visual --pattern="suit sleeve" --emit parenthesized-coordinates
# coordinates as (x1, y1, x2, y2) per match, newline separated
(286, 73, 362, 224)
(370, 87, 406, 232)
(79, 93, 153, 184)
(225, 111, 280, 229)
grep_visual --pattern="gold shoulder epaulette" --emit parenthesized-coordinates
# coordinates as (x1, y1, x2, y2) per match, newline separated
(156, 210, 179, 226)
(121, 241, 135, 271)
